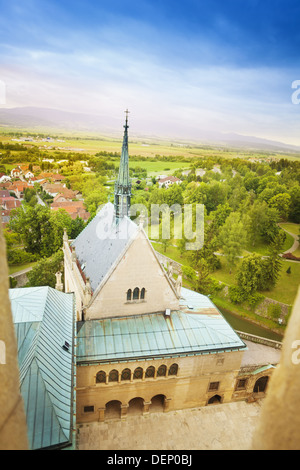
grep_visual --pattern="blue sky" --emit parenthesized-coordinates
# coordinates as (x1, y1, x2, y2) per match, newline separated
(1, 0, 300, 144)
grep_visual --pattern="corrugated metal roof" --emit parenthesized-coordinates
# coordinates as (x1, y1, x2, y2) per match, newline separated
(10, 287, 75, 450)
(76, 288, 246, 363)
(71, 202, 138, 292)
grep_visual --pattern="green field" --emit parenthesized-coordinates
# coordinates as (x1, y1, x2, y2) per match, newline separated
(129, 160, 190, 176)
(2, 129, 300, 160)
(243, 230, 295, 256)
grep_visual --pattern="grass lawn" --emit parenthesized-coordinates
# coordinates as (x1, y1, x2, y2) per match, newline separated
(213, 257, 300, 305)
(151, 241, 191, 267)
(244, 230, 295, 256)
(279, 222, 300, 237)
(260, 260, 300, 305)
(292, 246, 300, 257)
(8, 261, 36, 276)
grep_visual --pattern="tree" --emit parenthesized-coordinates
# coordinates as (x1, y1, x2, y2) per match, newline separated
(268, 193, 291, 220)
(288, 185, 300, 223)
(260, 232, 285, 290)
(26, 250, 64, 288)
(235, 254, 265, 296)
(246, 200, 280, 245)
(183, 259, 219, 296)
(218, 212, 246, 273)
(9, 205, 52, 256)
(8, 205, 80, 258)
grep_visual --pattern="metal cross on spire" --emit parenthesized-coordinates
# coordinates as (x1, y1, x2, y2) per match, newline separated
(124, 109, 130, 128)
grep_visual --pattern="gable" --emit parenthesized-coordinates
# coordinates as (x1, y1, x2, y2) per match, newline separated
(71, 202, 139, 293)
(86, 229, 179, 319)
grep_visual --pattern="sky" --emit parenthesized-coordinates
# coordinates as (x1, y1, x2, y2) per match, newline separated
(0, 0, 300, 145)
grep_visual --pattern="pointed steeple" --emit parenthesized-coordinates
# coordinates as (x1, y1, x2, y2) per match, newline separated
(114, 110, 132, 221)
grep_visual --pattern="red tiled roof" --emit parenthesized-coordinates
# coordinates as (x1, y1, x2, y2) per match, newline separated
(159, 176, 181, 183)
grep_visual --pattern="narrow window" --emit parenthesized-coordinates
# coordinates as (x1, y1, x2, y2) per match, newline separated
(133, 287, 139, 300)
(140, 288, 146, 300)
(127, 289, 132, 301)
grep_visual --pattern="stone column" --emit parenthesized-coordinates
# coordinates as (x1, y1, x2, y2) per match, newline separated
(164, 397, 172, 413)
(121, 404, 128, 420)
(143, 401, 152, 416)
(98, 407, 105, 423)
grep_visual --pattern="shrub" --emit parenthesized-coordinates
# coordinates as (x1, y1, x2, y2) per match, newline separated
(7, 249, 38, 265)
(247, 292, 264, 308)
(267, 303, 282, 320)
(228, 285, 247, 304)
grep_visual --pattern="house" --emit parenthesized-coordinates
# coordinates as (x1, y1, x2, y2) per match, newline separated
(10, 166, 22, 178)
(10, 181, 30, 199)
(158, 175, 182, 188)
(24, 171, 34, 180)
(0, 190, 11, 199)
(0, 175, 11, 183)
(2, 199, 22, 211)
(51, 201, 90, 221)
(42, 183, 66, 197)
(51, 173, 65, 182)
(196, 168, 206, 177)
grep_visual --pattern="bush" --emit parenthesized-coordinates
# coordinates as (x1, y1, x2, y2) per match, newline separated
(228, 285, 247, 304)
(267, 303, 282, 320)
(247, 292, 264, 308)
(7, 249, 38, 265)
(9, 277, 17, 288)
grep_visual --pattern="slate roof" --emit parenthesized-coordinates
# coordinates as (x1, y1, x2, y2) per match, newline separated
(10, 287, 75, 450)
(76, 287, 246, 364)
(71, 202, 139, 292)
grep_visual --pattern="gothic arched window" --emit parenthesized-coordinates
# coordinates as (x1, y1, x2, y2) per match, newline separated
(109, 369, 119, 382)
(157, 365, 167, 377)
(133, 367, 143, 379)
(121, 368, 131, 381)
(168, 364, 178, 376)
(140, 288, 146, 300)
(127, 289, 132, 301)
(96, 370, 106, 383)
(133, 287, 140, 300)
(145, 366, 155, 378)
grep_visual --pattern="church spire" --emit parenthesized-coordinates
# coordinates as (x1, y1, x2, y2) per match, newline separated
(114, 110, 132, 221)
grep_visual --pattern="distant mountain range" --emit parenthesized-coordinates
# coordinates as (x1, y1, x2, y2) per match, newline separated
(0, 106, 299, 153)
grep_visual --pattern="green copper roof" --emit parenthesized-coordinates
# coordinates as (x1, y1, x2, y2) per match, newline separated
(10, 287, 75, 450)
(76, 288, 246, 364)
